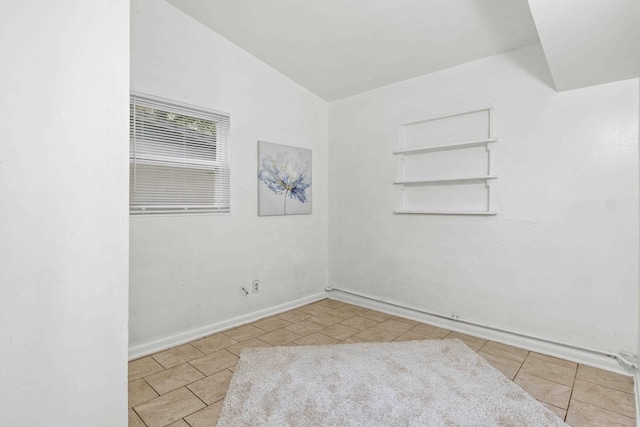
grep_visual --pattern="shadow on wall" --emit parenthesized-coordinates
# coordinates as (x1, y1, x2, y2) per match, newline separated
(471, 1, 555, 90)
(504, 42, 557, 90)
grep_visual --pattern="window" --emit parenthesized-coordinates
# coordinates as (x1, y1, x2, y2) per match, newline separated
(129, 93, 230, 214)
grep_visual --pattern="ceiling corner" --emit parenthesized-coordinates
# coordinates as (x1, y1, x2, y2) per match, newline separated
(528, 0, 640, 92)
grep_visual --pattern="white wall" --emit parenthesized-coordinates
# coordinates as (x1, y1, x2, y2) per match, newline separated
(0, 1, 129, 426)
(130, 0, 328, 350)
(329, 44, 639, 354)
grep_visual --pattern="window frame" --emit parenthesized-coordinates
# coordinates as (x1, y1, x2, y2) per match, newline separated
(129, 92, 230, 215)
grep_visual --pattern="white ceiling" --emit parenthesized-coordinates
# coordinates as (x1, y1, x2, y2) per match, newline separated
(165, 0, 639, 101)
(528, 0, 640, 92)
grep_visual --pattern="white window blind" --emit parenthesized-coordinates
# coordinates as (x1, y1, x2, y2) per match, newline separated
(130, 93, 230, 214)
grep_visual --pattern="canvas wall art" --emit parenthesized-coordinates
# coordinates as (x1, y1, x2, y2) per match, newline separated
(258, 141, 312, 216)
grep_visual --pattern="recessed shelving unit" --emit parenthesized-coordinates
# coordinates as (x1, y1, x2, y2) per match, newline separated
(393, 138, 497, 155)
(394, 107, 497, 215)
(394, 175, 497, 186)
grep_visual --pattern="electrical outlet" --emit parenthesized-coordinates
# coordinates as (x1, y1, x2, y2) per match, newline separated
(252, 279, 260, 294)
(239, 285, 250, 297)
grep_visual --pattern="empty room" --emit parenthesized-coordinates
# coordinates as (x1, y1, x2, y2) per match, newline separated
(2, 0, 639, 426)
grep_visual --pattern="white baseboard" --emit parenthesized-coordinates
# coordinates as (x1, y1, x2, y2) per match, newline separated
(129, 292, 327, 360)
(327, 288, 634, 376)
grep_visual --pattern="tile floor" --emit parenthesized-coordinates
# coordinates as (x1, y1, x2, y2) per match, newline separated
(129, 299, 636, 427)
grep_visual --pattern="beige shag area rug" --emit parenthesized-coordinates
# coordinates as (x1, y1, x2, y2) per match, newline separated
(217, 339, 566, 426)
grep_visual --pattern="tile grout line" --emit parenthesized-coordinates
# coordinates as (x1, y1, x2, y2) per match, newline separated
(563, 361, 578, 421)
(180, 385, 211, 426)
(569, 382, 636, 419)
(130, 405, 149, 427)
(518, 371, 574, 389)
(568, 398, 637, 422)
(188, 360, 208, 378)
(574, 375, 636, 397)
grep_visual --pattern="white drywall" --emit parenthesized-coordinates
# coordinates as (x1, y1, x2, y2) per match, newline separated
(129, 0, 328, 350)
(328, 44, 639, 354)
(0, 1, 129, 426)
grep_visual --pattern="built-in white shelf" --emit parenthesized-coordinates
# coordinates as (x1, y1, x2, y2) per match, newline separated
(393, 138, 497, 155)
(394, 106, 498, 215)
(394, 175, 497, 186)
(394, 210, 498, 216)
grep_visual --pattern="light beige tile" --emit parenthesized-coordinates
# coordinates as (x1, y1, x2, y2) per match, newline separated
(315, 299, 347, 309)
(189, 349, 239, 376)
(297, 303, 331, 315)
(323, 309, 357, 320)
(389, 316, 420, 326)
(167, 420, 190, 427)
(444, 332, 487, 352)
(294, 333, 340, 346)
(279, 337, 304, 347)
(409, 323, 451, 339)
(572, 379, 635, 418)
(284, 320, 325, 336)
(355, 327, 402, 342)
(519, 355, 576, 386)
(307, 312, 345, 327)
(138, 301, 640, 427)
(134, 387, 206, 427)
(318, 323, 360, 340)
(540, 402, 567, 421)
(277, 310, 311, 323)
(375, 319, 414, 334)
(222, 325, 265, 342)
(339, 315, 381, 331)
(187, 370, 234, 405)
(191, 334, 238, 355)
(341, 303, 366, 310)
(251, 316, 291, 332)
(479, 352, 522, 380)
(513, 372, 572, 409)
(393, 330, 435, 342)
(129, 357, 165, 381)
(225, 338, 272, 356)
(358, 310, 392, 322)
(479, 341, 528, 363)
(259, 329, 302, 346)
(325, 306, 366, 319)
(145, 363, 205, 395)
(128, 408, 146, 427)
(340, 336, 369, 344)
(576, 364, 634, 394)
(566, 399, 635, 427)
(128, 378, 159, 408)
(151, 344, 205, 369)
(278, 341, 299, 347)
(528, 352, 578, 369)
(184, 400, 224, 427)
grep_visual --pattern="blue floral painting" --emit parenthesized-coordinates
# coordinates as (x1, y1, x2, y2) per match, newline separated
(258, 141, 312, 216)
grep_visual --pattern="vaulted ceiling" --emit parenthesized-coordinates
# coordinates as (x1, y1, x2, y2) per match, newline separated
(166, 0, 640, 101)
